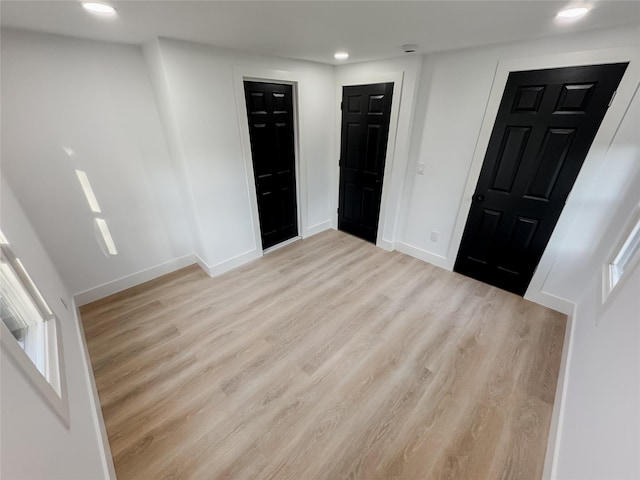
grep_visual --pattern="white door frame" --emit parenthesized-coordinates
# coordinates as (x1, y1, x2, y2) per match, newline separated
(334, 71, 404, 249)
(233, 65, 306, 253)
(446, 46, 639, 314)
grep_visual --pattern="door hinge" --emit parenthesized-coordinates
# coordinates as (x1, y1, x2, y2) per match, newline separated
(339, 159, 341, 166)
(337, 207, 339, 214)
(340, 101, 343, 111)
(608, 90, 617, 107)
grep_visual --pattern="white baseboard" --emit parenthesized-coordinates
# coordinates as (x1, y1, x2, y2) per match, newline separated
(524, 289, 574, 315)
(73, 254, 196, 306)
(395, 242, 575, 315)
(542, 302, 577, 480)
(395, 241, 451, 270)
(264, 236, 301, 254)
(303, 221, 332, 238)
(71, 299, 117, 480)
(194, 254, 210, 275)
(197, 221, 330, 277)
(205, 248, 262, 277)
(377, 238, 394, 251)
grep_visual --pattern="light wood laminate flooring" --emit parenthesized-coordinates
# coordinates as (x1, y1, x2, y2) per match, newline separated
(80, 230, 566, 480)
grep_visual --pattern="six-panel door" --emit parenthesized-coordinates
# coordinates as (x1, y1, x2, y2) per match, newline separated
(338, 83, 394, 243)
(244, 81, 298, 250)
(454, 63, 628, 295)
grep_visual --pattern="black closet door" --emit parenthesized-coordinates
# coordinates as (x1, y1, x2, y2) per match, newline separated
(338, 82, 394, 243)
(244, 81, 298, 249)
(454, 63, 628, 295)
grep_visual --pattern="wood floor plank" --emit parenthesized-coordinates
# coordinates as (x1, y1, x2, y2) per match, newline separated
(80, 230, 566, 480)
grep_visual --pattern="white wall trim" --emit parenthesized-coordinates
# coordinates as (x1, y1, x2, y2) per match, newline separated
(334, 71, 405, 250)
(377, 239, 394, 252)
(264, 236, 301, 254)
(200, 248, 263, 277)
(598, 198, 640, 319)
(194, 254, 210, 276)
(73, 254, 196, 306)
(71, 299, 117, 480)
(395, 241, 450, 270)
(526, 289, 574, 315)
(443, 46, 640, 302)
(232, 65, 308, 253)
(542, 302, 578, 480)
(0, 319, 70, 427)
(304, 220, 332, 238)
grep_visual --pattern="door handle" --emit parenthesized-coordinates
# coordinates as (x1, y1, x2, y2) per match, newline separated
(475, 194, 485, 202)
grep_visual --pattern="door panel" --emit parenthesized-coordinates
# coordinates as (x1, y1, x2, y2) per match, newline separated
(526, 128, 575, 200)
(490, 126, 530, 193)
(454, 63, 628, 295)
(244, 82, 298, 250)
(338, 83, 394, 243)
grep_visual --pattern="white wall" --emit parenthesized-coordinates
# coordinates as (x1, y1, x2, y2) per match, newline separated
(144, 38, 335, 271)
(555, 247, 640, 479)
(398, 24, 640, 305)
(552, 62, 640, 479)
(143, 38, 207, 265)
(551, 81, 640, 478)
(335, 56, 424, 249)
(1, 29, 193, 298)
(1, 179, 112, 479)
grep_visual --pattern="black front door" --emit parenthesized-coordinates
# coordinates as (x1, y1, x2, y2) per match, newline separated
(454, 63, 628, 295)
(244, 81, 298, 250)
(338, 83, 394, 243)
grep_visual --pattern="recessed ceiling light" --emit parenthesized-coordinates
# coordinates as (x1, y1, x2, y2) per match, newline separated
(334, 52, 349, 60)
(82, 2, 117, 16)
(556, 7, 590, 19)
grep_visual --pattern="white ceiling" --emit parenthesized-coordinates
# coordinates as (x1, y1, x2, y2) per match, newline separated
(1, 1, 639, 64)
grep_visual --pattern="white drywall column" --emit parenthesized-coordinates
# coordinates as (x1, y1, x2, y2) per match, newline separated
(143, 38, 207, 266)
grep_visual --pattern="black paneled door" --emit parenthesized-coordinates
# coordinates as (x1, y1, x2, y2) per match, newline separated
(338, 83, 394, 243)
(244, 81, 298, 250)
(454, 63, 628, 295)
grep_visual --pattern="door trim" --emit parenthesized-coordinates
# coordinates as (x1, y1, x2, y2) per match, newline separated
(334, 72, 404, 249)
(233, 66, 305, 253)
(446, 46, 639, 313)
(263, 235, 301, 255)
